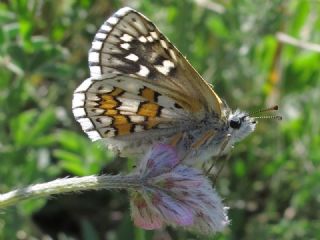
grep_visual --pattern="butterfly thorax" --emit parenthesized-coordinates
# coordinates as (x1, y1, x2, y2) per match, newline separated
(170, 112, 228, 163)
(173, 109, 256, 164)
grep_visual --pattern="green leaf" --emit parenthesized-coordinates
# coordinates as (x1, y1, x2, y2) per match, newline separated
(19, 18, 33, 41)
(207, 16, 229, 39)
(28, 108, 57, 142)
(54, 149, 85, 175)
(10, 109, 57, 147)
(289, 1, 309, 36)
(10, 110, 38, 146)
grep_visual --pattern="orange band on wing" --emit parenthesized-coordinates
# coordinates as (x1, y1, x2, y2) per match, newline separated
(100, 95, 120, 109)
(109, 87, 125, 97)
(137, 102, 162, 117)
(104, 109, 119, 115)
(115, 124, 133, 135)
(140, 87, 157, 102)
(145, 117, 160, 129)
(113, 115, 129, 125)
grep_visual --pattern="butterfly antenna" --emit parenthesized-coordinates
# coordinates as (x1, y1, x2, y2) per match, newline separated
(250, 105, 279, 115)
(253, 115, 282, 121)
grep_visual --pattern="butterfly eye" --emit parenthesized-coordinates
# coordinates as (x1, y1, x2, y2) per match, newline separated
(230, 119, 241, 129)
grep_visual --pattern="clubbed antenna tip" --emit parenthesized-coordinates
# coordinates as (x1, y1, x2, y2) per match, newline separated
(251, 105, 279, 115)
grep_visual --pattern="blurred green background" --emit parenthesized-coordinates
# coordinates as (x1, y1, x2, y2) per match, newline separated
(0, 0, 319, 239)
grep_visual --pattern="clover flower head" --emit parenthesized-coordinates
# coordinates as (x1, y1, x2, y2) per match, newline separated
(130, 144, 229, 234)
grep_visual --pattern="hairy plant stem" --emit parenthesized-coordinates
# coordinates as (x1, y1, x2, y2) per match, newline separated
(0, 174, 141, 209)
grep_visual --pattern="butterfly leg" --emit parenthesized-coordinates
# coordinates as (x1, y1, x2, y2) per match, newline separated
(169, 132, 184, 147)
(206, 133, 231, 177)
(178, 130, 216, 163)
(168, 130, 215, 164)
(190, 130, 216, 150)
(173, 130, 216, 164)
(212, 152, 231, 185)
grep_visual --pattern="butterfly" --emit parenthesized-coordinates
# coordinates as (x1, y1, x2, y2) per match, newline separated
(72, 7, 259, 163)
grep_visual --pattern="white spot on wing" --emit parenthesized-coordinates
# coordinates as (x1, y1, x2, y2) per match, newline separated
(90, 67, 102, 77)
(73, 108, 86, 118)
(125, 53, 139, 62)
(89, 52, 99, 63)
(87, 130, 101, 141)
(163, 60, 175, 68)
(150, 32, 158, 39)
(120, 43, 130, 50)
(78, 118, 94, 131)
(89, 82, 114, 93)
(84, 101, 99, 108)
(120, 111, 135, 115)
(95, 32, 107, 39)
(147, 36, 153, 42)
(169, 49, 177, 62)
(86, 93, 100, 101)
(129, 115, 145, 123)
(91, 41, 103, 50)
(137, 65, 150, 77)
(120, 33, 134, 42)
(100, 24, 112, 32)
(117, 98, 140, 112)
(87, 108, 105, 116)
(93, 116, 113, 126)
(108, 16, 119, 25)
(155, 60, 175, 76)
(115, 7, 134, 16)
(139, 36, 147, 43)
(75, 79, 93, 93)
(155, 65, 169, 75)
(100, 128, 116, 137)
(72, 93, 85, 108)
(160, 39, 168, 49)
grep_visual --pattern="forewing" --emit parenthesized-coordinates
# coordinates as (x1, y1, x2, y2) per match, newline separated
(88, 7, 223, 115)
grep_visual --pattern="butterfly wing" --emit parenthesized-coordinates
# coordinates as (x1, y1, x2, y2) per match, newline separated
(73, 75, 195, 154)
(73, 74, 190, 138)
(88, 7, 223, 115)
(72, 7, 224, 154)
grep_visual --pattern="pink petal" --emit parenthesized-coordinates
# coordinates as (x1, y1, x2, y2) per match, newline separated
(142, 144, 179, 178)
(151, 191, 194, 226)
(131, 204, 163, 229)
(130, 192, 163, 230)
